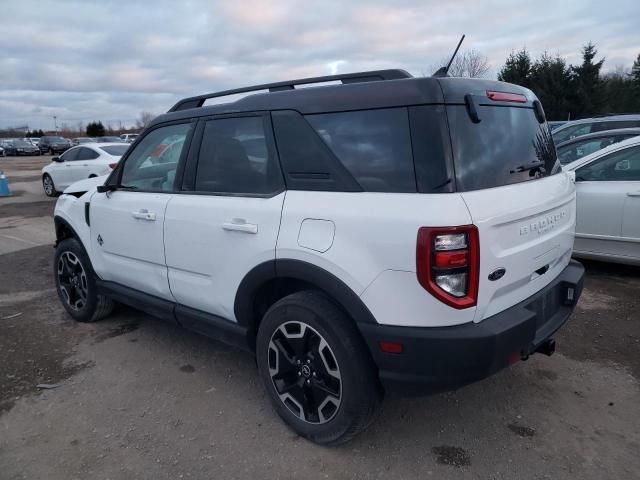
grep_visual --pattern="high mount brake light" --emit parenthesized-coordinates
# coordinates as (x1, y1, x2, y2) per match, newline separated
(486, 90, 527, 103)
(416, 225, 479, 309)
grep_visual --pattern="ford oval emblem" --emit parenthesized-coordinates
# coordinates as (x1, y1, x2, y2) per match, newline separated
(488, 268, 506, 281)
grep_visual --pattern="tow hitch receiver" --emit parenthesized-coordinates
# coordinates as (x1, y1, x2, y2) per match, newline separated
(535, 338, 556, 357)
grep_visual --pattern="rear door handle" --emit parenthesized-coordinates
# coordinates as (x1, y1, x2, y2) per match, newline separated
(131, 209, 156, 221)
(627, 191, 640, 197)
(222, 219, 258, 234)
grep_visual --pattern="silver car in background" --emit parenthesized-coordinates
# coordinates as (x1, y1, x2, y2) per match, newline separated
(565, 136, 640, 265)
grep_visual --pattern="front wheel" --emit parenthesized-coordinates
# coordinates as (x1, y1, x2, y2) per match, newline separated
(256, 290, 381, 445)
(54, 238, 114, 322)
(42, 174, 57, 197)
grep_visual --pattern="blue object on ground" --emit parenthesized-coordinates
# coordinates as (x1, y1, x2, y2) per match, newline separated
(0, 171, 11, 197)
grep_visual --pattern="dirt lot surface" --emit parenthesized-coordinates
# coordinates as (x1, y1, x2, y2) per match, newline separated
(1, 156, 639, 479)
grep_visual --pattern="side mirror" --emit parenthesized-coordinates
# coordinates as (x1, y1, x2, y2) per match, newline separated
(52, 156, 62, 163)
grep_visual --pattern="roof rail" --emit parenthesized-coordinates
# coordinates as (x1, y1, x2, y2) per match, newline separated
(167, 69, 412, 112)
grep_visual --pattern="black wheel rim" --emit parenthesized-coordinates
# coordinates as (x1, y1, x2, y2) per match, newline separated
(57, 251, 88, 311)
(268, 321, 342, 424)
(43, 176, 53, 195)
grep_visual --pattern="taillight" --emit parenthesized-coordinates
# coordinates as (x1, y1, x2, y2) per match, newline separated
(416, 225, 479, 309)
(486, 90, 527, 103)
(108, 163, 117, 169)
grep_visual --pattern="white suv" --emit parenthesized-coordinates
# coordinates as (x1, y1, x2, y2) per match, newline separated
(52, 70, 584, 445)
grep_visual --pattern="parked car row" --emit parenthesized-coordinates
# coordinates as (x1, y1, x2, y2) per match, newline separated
(0, 133, 138, 156)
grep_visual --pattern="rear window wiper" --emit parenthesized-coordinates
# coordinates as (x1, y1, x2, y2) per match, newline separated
(510, 161, 546, 174)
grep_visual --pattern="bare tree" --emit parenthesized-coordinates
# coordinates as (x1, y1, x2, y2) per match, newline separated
(136, 111, 156, 129)
(432, 49, 491, 78)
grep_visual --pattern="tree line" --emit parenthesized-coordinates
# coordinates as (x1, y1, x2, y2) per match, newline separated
(498, 43, 640, 120)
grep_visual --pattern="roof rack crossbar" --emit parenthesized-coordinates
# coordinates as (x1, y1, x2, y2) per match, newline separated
(167, 69, 412, 112)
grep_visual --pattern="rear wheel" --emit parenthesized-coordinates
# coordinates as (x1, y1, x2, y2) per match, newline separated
(256, 290, 381, 445)
(54, 238, 114, 322)
(42, 174, 57, 197)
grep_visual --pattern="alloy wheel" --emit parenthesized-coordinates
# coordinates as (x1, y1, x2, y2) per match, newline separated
(43, 175, 54, 196)
(57, 251, 88, 311)
(268, 321, 342, 424)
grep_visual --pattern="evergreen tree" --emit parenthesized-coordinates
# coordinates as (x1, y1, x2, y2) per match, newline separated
(631, 53, 640, 82)
(498, 49, 532, 88)
(571, 42, 605, 117)
(86, 121, 105, 137)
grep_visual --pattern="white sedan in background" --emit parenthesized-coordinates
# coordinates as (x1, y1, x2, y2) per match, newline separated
(565, 135, 640, 265)
(41, 143, 129, 197)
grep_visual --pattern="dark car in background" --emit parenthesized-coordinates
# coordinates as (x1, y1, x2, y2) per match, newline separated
(39, 136, 71, 155)
(556, 127, 640, 164)
(3, 139, 41, 156)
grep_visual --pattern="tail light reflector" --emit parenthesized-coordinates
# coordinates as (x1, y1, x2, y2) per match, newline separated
(108, 163, 117, 169)
(417, 225, 479, 309)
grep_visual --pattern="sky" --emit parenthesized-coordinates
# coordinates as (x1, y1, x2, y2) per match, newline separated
(1, 0, 639, 131)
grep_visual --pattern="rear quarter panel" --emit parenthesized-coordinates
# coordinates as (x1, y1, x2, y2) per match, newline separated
(277, 191, 475, 327)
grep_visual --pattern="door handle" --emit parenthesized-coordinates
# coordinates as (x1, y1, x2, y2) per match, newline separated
(222, 219, 258, 234)
(627, 191, 640, 197)
(131, 209, 156, 221)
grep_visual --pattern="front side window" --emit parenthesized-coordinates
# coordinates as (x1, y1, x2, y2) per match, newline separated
(194, 116, 283, 194)
(120, 123, 191, 192)
(305, 108, 416, 193)
(60, 148, 79, 162)
(576, 146, 640, 182)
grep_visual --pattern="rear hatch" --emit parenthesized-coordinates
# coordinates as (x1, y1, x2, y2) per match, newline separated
(440, 78, 576, 322)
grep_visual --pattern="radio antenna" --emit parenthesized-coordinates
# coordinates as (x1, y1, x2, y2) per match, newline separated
(433, 34, 465, 77)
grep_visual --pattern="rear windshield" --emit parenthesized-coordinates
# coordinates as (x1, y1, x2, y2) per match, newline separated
(100, 145, 129, 156)
(447, 105, 560, 191)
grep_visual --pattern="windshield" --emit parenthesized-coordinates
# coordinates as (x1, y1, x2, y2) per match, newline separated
(100, 145, 129, 156)
(48, 136, 66, 142)
(447, 105, 560, 191)
(14, 140, 32, 147)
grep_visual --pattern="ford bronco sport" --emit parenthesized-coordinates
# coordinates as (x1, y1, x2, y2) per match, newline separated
(52, 69, 584, 445)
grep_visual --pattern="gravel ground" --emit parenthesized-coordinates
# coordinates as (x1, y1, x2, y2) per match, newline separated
(1, 156, 639, 480)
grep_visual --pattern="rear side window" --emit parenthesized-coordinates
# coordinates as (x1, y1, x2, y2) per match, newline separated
(194, 116, 283, 195)
(305, 108, 416, 192)
(447, 105, 560, 191)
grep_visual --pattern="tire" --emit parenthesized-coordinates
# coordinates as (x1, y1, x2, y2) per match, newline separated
(49, 148, 54, 155)
(256, 290, 381, 445)
(54, 238, 114, 323)
(42, 174, 58, 197)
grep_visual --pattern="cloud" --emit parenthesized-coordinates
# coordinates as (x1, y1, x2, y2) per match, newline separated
(1, 0, 638, 129)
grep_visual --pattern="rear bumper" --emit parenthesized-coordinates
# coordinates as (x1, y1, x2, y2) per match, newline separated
(358, 260, 585, 396)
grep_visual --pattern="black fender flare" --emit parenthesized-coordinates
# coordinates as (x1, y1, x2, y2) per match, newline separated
(234, 259, 377, 329)
(53, 215, 82, 247)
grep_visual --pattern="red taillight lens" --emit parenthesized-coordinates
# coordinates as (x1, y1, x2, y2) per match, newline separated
(108, 163, 117, 169)
(416, 225, 479, 309)
(486, 90, 527, 103)
(434, 250, 468, 268)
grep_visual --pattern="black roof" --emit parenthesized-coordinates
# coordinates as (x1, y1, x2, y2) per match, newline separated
(150, 70, 534, 128)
